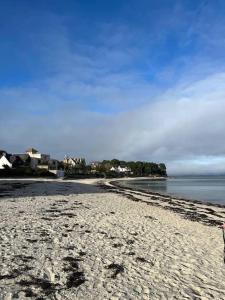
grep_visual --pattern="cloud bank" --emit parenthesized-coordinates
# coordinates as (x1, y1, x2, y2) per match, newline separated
(1, 71, 225, 175)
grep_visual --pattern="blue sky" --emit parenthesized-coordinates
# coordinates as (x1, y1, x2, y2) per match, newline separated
(1, 0, 225, 174)
(0, 0, 204, 88)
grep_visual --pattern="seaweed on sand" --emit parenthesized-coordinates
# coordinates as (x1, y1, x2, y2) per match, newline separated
(63, 256, 80, 269)
(136, 257, 148, 263)
(18, 276, 57, 296)
(145, 216, 157, 221)
(15, 255, 34, 262)
(63, 256, 86, 288)
(127, 240, 135, 245)
(113, 243, 123, 248)
(66, 271, 85, 288)
(136, 257, 154, 266)
(107, 263, 124, 279)
(0, 269, 21, 280)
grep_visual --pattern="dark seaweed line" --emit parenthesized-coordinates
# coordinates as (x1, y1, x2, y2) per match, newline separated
(110, 180, 225, 208)
(98, 181, 223, 227)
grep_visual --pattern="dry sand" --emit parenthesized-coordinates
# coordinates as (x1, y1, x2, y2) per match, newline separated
(0, 178, 225, 299)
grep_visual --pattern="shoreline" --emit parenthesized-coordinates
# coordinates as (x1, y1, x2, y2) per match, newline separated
(99, 179, 225, 227)
(110, 178, 225, 208)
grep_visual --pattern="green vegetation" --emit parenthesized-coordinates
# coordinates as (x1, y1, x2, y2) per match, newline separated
(129, 161, 166, 176)
(101, 159, 167, 177)
(85, 159, 167, 178)
(64, 163, 86, 176)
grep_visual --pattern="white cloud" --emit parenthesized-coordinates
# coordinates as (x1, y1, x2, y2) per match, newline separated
(1, 71, 225, 176)
(2, 3, 225, 175)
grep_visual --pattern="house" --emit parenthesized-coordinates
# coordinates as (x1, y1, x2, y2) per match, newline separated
(90, 161, 101, 169)
(9, 154, 29, 167)
(0, 148, 63, 177)
(89, 161, 104, 173)
(3, 148, 52, 169)
(25, 148, 61, 173)
(10, 153, 30, 167)
(0, 152, 12, 169)
(118, 166, 131, 173)
(90, 161, 102, 170)
(63, 156, 86, 175)
(0, 150, 7, 157)
(110, 166, 117, 172)
(13, 153, 30, 162)
(63, 156, 86, 168)
(25, 148, 50, 168)
(110, 165, 131, 173)
(0, 151, 29, 169)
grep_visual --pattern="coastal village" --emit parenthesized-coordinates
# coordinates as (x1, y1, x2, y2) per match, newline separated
(0, 147, 167, 178)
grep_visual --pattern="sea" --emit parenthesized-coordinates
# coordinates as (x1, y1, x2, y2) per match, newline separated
(119, 176, 225, 205)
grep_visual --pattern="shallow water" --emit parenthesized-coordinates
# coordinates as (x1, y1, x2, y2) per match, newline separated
(120, 176, 225, 205)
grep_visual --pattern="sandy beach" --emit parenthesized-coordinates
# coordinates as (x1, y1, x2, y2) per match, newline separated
(1, 178, 225, 300)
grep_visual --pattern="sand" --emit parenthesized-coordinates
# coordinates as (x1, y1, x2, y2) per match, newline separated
(0, 178, 225, 299)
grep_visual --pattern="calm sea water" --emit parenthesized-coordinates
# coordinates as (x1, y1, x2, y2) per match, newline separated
(119, 176, 225, 205)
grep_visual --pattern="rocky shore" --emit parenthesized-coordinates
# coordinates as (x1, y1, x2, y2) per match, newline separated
(0, 178, 225, 299)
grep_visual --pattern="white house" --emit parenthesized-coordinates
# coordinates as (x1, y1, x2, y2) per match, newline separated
(118, 166, 131, 173)
(0, 148, 63, 177)
(110, 165, 131, 173)
(25, 148, 50, 168)
(0, 153, 12, 169)
(26, 148, 50, 161)
(63, 156, 86, 168)
(110, 166, 117, 172)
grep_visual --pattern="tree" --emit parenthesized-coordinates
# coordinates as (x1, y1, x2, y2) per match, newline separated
(110, 159, 120, 167)
(158, 163, 167, 176)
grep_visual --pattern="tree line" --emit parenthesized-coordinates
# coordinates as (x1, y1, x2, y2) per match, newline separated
(96, 159, 167, 177)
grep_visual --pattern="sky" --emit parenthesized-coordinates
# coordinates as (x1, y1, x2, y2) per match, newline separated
(1, 0, 225, 175)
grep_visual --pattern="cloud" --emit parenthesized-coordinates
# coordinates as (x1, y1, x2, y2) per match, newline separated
(1, 1, 225, 175)
(1, 71, 225, 176)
